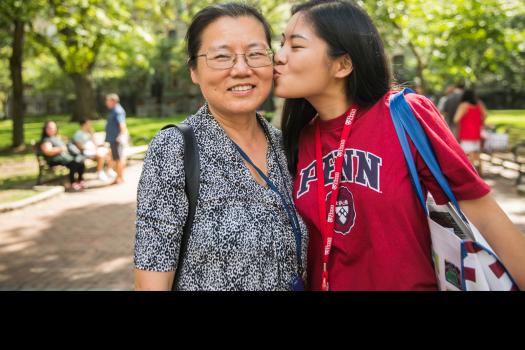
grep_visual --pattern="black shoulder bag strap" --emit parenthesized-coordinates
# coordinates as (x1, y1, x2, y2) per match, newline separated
(161, 123, 200, 291)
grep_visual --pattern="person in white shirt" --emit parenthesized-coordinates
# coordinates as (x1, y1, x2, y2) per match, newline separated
(73, 119, 113, 181)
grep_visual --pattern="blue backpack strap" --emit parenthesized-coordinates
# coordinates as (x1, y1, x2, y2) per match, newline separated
(389, 89, 462, 216)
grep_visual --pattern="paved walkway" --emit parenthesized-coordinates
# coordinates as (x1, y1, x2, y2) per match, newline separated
(484, 177, 525, 233)
(0, 161, 523, 290)
(0, 162, 142, 291)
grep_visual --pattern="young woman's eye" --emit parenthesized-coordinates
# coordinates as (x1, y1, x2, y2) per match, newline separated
(291, 46, 303, 49)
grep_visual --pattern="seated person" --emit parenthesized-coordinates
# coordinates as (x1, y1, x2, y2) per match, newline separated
(73, 119, 112, 181)
(40, 120, 85, 191)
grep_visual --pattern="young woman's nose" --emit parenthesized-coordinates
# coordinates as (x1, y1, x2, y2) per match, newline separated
(274, 47, 287, 65)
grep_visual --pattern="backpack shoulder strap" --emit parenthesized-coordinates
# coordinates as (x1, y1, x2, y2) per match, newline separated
(161, 123, 200, 290)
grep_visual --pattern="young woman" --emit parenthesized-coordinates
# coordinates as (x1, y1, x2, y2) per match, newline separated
(274, 0, 525, 290)
(454, 89, 487, 175)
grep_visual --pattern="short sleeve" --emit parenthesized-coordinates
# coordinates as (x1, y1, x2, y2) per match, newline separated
(404, 93, 491, 204)
(72, 131, 85, 144)
(116, 109, 126, 124)
(134, 128, 188, 272)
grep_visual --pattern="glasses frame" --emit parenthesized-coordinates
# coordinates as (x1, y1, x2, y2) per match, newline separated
(192, 48, 274, 70)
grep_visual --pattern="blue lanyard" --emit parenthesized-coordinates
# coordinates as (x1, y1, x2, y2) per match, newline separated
(232, 140, 303, 274)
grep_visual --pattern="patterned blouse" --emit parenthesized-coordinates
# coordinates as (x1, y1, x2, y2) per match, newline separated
(134, 104, 308, 291)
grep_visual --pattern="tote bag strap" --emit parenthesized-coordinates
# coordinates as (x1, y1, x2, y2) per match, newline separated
(389, 89, 464, 219)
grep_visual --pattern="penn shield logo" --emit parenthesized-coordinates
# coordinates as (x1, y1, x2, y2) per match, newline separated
(326, 186, 356, 235)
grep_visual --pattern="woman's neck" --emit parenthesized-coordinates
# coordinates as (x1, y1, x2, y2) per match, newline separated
(308, 89, 353, 122)
(208, 104, 263, 147)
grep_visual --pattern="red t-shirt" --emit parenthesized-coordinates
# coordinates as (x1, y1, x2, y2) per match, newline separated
(293, 91, 491, 291)
(459, 104, 483, 141)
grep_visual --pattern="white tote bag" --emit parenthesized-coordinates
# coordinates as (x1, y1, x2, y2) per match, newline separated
(390, 89, 519, 291)
(427, 198, 517, 291)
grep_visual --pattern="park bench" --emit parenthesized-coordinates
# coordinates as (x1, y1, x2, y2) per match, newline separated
(481, 126, 525, 193)
(32, 140, 69, 185)
(31, 132, 149, 185)
(512, 142, 525, 190)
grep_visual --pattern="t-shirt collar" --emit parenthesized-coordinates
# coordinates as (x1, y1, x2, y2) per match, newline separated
(317, 103, 360, 131)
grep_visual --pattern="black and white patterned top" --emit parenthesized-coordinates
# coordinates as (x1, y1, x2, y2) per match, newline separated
(134, 104, 308, 291)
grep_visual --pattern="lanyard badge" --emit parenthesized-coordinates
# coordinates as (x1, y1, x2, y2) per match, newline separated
(315, 107, 358, 291)
(232, 122, 305, 291)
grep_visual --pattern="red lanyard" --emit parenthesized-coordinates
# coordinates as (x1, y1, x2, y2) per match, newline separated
(315, 107, 358, 291)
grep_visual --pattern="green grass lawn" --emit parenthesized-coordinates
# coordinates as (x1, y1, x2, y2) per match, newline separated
(0, 114, 185, 189)
(486, 110, 525, 146)
(0, 114, 187, 151)
(0, 189, 41, 205)
(0, 109, 522, 190)
(125, 116, 187, 145)
(1, 109, 520, 152)
(486, 110, 525, 129)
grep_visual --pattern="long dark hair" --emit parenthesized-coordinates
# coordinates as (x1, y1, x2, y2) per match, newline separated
(186, 3, 272, 69)
(281, 0, 392, 174)
(461, 89, 479, 105)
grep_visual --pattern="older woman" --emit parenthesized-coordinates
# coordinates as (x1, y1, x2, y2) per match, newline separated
(40, 120, 86, 191)
(134, 3, 307, 291)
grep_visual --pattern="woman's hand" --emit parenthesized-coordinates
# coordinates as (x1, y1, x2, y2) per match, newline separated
(460, 193, 525, 290)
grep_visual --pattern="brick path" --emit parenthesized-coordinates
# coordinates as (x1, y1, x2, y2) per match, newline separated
(0, 161, 523, 290)
(0, 161, 142, 291)
(484, 177, 525, 233)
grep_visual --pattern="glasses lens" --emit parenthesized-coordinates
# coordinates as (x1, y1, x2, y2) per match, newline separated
(206, 51, 234, 69)
(245, 50, 273, 68)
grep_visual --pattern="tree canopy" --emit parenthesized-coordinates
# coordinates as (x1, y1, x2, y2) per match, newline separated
(360, 0, 525, 93)
(1, 0, 524, 130)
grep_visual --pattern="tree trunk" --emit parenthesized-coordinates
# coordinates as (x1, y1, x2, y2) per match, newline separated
(70, 72, 98, 121)
(10, 19, 25, 149)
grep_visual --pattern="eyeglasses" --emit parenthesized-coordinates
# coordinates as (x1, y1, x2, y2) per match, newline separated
(192, 49, 274, 70)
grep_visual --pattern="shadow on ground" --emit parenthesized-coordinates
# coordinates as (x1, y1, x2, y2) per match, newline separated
(0, 202, 136, 291)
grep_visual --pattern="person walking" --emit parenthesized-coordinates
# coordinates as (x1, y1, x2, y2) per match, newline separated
(104, 93, 127, 184)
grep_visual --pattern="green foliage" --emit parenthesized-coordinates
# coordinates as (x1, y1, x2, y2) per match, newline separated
(0, 0, 44, 23)
(0, 0, 46, 117)
(2, 0, 525, 120)
(360, 0, 525, 93)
